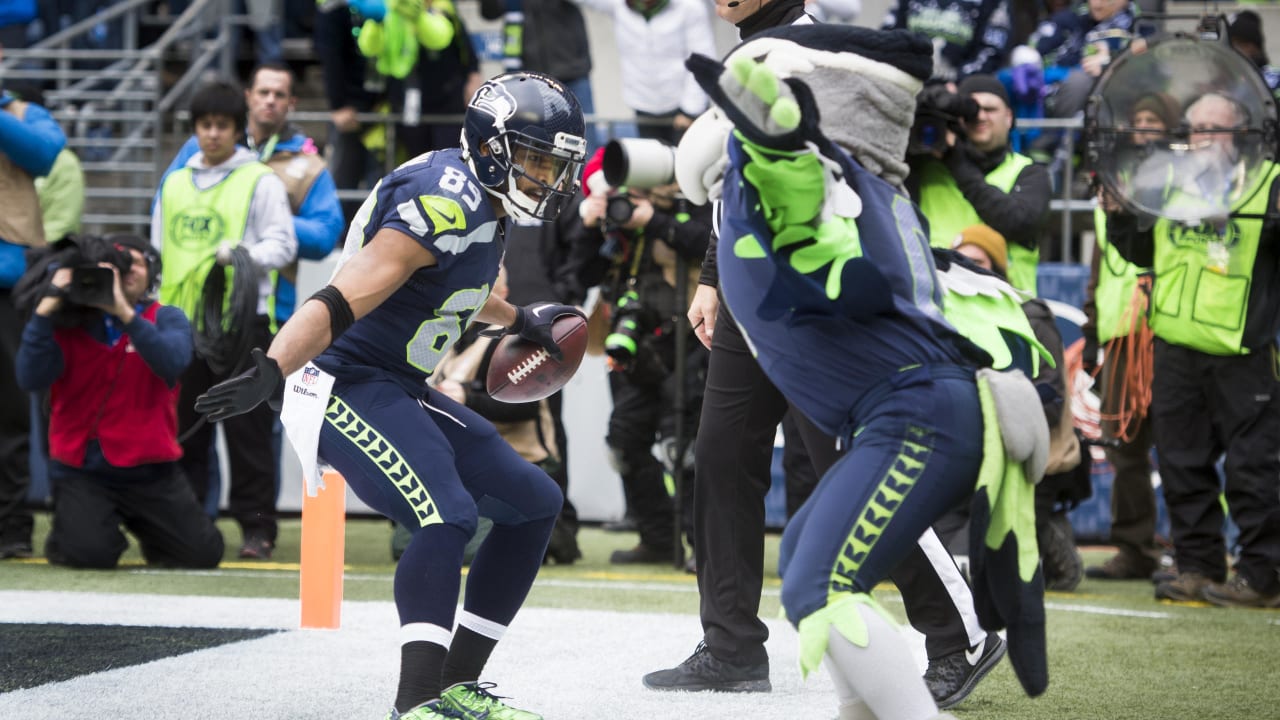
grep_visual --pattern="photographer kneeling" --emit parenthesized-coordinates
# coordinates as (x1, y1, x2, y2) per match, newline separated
(578, 140, 712, 565)
(908, 75, 1051, 294)
(15, 234, 223, 569)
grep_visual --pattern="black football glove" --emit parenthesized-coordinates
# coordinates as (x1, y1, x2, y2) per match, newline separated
(485, 302, 584, 362)
(193, 348, 285, 422)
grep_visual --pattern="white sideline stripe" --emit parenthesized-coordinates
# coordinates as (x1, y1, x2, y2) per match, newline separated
(1043, 601, 1171, 619)
(126, 569, 1181, 621)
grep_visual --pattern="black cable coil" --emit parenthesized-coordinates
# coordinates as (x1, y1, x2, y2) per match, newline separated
(192, 245, 260, 378)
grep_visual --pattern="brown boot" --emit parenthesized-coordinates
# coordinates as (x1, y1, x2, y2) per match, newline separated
(1203, 575, 1280, 609)
(1154, 571, 1214, 602)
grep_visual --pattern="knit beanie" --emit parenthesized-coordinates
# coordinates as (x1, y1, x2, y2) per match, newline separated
(954, 224, 1008, 274)
(1130, 92, 1180, 130)
(957, 73, 1011, 110)
(723, 25, 934, 189)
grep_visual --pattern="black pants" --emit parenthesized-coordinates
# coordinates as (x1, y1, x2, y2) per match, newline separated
(695, 307, 975, 666)
(327, 126, 381, 226)
(177, 318, 278, 543)
(45, 459, 224, 569)
(0, 290, 32, 546)
(606, 338, 705, 552)
(1151, 339, 1280, 592)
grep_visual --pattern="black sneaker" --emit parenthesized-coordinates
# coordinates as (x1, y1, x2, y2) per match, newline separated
(0, 538, 33, 559)
(238, 536, 275, 560)
(609, 544, 672, 565)
(923, 632, 1006, 709)
(642, 642, 771, 692)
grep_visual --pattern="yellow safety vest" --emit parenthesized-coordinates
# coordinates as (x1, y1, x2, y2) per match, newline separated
(918, 152, 1039, 294)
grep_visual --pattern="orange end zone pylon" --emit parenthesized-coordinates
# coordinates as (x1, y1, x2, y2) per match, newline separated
(300, 470, 346, 629)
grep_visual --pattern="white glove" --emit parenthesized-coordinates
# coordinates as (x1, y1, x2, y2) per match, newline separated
(675, 108, 733, 206)
(215, 241, 235, 266)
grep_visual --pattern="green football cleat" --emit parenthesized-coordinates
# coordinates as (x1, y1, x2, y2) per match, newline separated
(383, 699, 467, 719)
(439, 682, 543, 720)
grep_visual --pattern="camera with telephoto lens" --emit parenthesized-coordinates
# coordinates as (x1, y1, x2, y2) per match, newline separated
(909, 86, 979, 156)
(602, 138, 677, 190)
(604, 288, 660, 371)
(600, 136, 681, 229)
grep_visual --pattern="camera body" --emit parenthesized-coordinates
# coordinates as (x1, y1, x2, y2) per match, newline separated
(606, 194, 638, 225)
(67, 266, 116, 307)
(908, 86, 978, 156)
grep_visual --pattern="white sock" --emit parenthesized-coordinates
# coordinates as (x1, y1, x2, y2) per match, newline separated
(824, 604, 938, 720)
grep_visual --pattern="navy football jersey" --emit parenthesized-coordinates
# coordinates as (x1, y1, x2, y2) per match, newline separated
(316, 149, 503, 393)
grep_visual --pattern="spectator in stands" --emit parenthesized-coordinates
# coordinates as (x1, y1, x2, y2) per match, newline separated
(908, 73, 1051, 294)
(15, 234, 224, 569)
(571, 0, 715, 145)
(34, 146, 84, 245)
(151, 79, 296, 561)
(1106, 95, 1280, 608)
(396, 0, 482, 158)
(5, 82, 87, 246)
(1227, 10, 1279, 98)
(0, 65, 65, 560)
(353, 0, 482, 160)
(1018, 0, 1150, 167)
(1082, 97, 1168, 581)
(314, 0, 383, 225)
(479, 0, 602, 151)
(0, 0, 34, 48)
(881, 0, 1012, 82)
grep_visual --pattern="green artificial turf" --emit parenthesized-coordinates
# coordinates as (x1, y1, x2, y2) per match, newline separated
(3, 513, 1278, 719)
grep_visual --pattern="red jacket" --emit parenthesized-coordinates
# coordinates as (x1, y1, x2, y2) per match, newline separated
(48, 303, 183, 468)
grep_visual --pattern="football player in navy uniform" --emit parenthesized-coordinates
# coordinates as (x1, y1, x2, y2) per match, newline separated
(194, 72, 587, 720)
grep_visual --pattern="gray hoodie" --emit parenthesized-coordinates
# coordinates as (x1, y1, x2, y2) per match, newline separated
(151, 147, 298, 317)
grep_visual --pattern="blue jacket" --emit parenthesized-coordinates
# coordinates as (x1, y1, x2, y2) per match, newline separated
(0, 93, 68, 288)
(0, 0, 35, 28)
(160, 131, 344, 320)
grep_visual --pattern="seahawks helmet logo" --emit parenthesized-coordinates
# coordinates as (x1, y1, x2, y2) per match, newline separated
(469, 83, 517, 129)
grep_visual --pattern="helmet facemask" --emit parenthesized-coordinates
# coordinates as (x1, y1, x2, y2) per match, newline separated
(487, 130, 587, 222)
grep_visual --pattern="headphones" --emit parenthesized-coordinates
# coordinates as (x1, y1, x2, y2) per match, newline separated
(103, 233, 162, 296)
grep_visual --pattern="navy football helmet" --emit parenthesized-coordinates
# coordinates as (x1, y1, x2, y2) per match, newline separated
(460, 72, 588, 221)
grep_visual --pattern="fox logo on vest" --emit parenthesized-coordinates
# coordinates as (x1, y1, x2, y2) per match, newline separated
(170, 210, 227, 250)
(1169, 219, 1242, 250)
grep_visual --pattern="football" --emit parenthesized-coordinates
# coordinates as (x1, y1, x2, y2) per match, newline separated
(485, 313, 589, 403)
